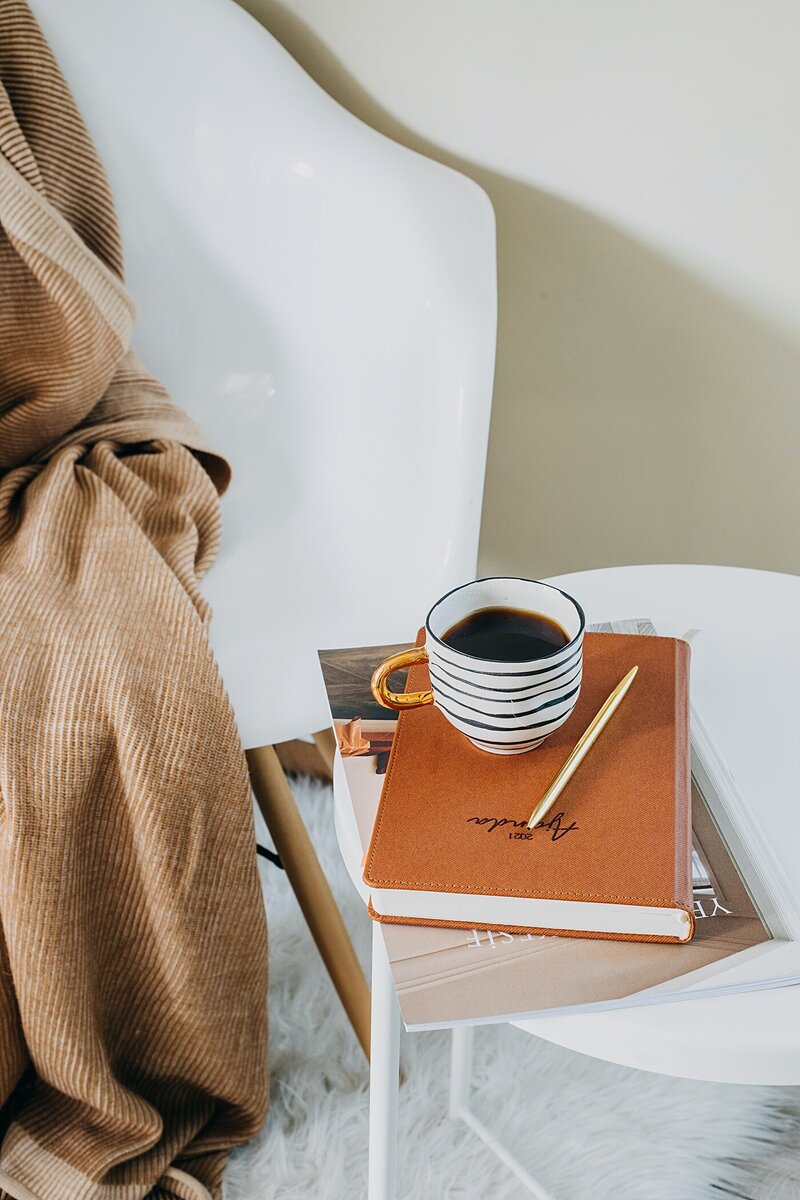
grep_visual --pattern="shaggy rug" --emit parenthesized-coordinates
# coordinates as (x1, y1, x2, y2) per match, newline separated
(224, 778, 799, 1200)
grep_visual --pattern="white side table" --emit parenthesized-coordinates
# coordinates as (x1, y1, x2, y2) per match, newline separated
(333, 565, 800, 1200)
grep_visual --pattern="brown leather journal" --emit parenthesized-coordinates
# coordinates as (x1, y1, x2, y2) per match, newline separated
(364, 631, 694, 943)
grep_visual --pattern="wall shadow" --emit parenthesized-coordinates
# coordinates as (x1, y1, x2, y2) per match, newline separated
(237, 0, 800, 579)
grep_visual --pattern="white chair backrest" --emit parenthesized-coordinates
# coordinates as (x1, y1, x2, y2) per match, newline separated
(31, 0, 496, 746)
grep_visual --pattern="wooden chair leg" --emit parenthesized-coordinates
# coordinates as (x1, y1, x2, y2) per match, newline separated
(312, 727, 337, 778)
(275, 737, 332, 781)
(246, 744, 371, 1060)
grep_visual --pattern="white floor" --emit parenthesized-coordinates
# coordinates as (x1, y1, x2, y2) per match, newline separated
(224, 778, 799, 1200)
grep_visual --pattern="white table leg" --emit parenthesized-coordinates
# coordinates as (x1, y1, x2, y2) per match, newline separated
(449, 1025, 474, 1117)
(368, 926, 401, 1200)
(449, 1025, 558, 1200)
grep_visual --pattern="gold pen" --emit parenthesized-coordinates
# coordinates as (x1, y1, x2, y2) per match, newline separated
(526, 665, 639, 830)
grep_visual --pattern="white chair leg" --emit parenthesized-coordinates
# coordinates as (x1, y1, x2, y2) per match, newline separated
(449, 1025, 474, 1117)
(368, 926, 401, 1200)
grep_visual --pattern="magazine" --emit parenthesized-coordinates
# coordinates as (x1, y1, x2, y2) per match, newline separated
(320, 620, 800, 1029)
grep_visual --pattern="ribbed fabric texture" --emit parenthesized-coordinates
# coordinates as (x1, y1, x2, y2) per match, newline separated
(0, 4, 269, 1198)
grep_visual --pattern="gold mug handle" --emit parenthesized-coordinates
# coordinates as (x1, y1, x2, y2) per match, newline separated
(370, 646, 434, 711)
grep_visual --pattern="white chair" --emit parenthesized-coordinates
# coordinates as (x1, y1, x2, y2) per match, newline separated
(32, 0, 496, 1057)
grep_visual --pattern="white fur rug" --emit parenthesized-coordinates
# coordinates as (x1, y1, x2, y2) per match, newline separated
(223, 778, 797, 1200)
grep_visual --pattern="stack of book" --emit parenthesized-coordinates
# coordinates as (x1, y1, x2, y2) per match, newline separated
(320, 620, 800, 1030)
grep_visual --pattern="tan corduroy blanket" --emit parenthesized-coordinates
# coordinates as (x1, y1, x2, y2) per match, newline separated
(0, 4, 268, 1198)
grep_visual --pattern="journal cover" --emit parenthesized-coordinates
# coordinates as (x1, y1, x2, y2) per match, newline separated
(363, 631, 693, 942)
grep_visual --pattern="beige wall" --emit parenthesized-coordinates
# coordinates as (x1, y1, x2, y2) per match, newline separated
(237, 0, 800, 579)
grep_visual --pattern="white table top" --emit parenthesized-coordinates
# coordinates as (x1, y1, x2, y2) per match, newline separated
(334, 565, 800, 1084)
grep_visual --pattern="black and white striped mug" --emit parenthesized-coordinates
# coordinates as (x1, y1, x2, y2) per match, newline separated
(371, 577, 585, 755)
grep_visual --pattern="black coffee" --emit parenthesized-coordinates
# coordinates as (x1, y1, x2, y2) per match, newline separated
(442, 606, 570, 662)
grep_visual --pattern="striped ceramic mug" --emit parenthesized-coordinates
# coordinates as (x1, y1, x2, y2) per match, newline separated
(371, 577, 585, 754)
